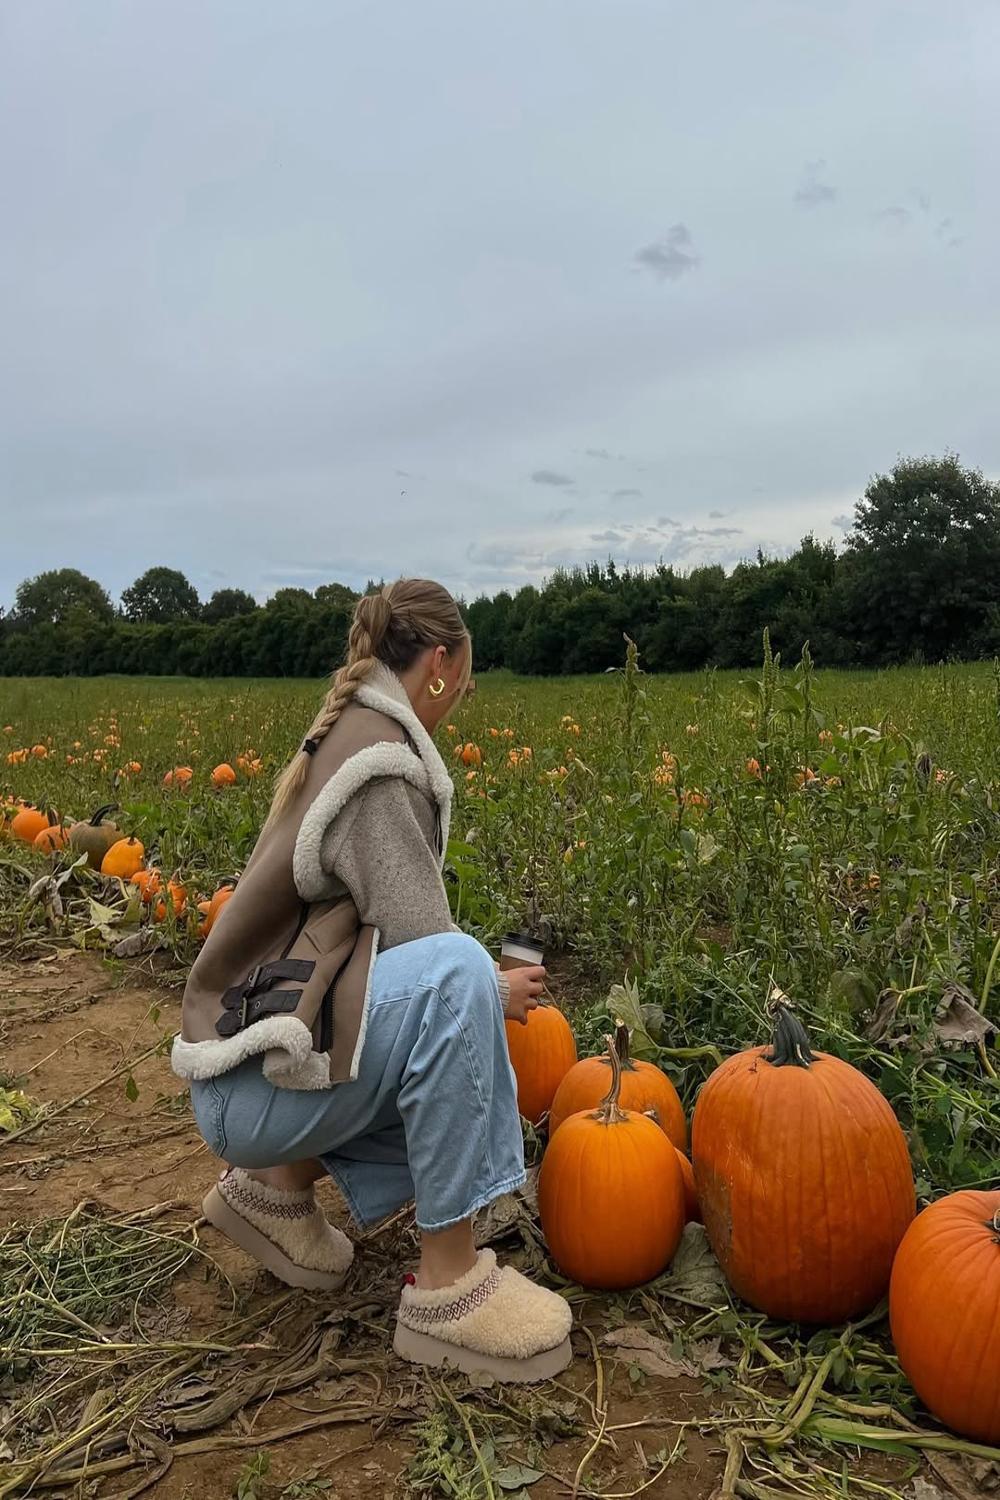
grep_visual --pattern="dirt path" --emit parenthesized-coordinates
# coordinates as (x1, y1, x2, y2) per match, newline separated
(1, 951, 738, 1499)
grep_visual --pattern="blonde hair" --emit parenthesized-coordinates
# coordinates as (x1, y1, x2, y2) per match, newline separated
(266, 578, 470, 824)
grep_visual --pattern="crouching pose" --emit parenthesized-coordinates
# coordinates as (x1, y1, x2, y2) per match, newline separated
(172, 579, 572, 1381)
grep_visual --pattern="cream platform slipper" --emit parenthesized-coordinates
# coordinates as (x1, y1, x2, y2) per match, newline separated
(394, 1248, 573, 1381)
(202, 1168, 354, 1291)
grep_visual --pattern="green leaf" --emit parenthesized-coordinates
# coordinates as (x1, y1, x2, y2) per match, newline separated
(124, 1074, 139, 1103)
(494, 1465, 544, 1490)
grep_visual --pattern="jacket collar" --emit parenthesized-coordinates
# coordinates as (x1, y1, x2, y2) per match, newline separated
(354, 663, 454, 820)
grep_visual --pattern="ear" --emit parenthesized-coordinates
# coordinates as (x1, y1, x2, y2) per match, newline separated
(431, 643, 448, 674)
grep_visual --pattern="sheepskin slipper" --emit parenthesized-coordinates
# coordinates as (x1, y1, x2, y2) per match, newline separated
(202, 1168, 353, 1291)
(393, 1248, 573, 1381)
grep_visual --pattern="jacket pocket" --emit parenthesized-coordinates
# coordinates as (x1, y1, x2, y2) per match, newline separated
(191, 1077, 228, 1158)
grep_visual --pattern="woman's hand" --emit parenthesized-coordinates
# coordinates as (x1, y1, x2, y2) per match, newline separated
(503, 964, 546, 1025)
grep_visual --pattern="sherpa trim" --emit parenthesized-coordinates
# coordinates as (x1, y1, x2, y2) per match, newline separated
(172, 1015, 323, 1089)
(293, 742, 435, 902)
(355, 664, 454, 850)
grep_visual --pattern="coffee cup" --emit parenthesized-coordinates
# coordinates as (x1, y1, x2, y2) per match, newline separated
(499, 931, 545, 972)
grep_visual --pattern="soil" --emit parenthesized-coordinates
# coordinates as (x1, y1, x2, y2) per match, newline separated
(0, 951, 920, 1500)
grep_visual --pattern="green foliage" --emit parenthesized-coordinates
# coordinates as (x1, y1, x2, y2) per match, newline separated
(121, 566, 201, 624)
(13, 569, 114, 627)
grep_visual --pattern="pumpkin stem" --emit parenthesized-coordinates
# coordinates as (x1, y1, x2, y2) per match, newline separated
(764, 1003, 814, 1069)
(594, 1033, 627, 1124)
(90, 803, 118, 826)
(990, 1209, 1000, 1241)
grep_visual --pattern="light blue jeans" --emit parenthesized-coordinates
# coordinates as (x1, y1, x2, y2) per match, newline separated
(190, 932, 526, 1232)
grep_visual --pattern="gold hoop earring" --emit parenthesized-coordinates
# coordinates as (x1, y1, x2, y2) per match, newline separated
(428, 677, 446, 698)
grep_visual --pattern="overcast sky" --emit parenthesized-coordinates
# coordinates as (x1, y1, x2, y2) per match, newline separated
(1, 1, 996, 608)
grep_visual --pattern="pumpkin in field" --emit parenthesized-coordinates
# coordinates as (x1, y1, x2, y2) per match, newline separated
(692, 1004, 914, 1323)
(34, 823, 70, 853)
(163, 766, 194, 789)
(504, 1002, 577, 1125)
(454, 742, 482, 767)
(154, 875, 188, 921)
(889, 1191, 1000, 1444)
(11, 806, 52, 844)
(68, 804, 120, 869)
(131, 869, 161, 904)
(197, 881, 236, 937)
(101, 836, 146, 880)
(549, 1023, 687, 1148)
(539, 1034, 686, 1288)
(211, 762, 237, 787)
(674, 1150, 701, 1224)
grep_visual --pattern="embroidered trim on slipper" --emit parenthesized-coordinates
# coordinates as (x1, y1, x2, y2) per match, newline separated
(222, 1178, 315, 1221)
(399, 1266, 503, 1327)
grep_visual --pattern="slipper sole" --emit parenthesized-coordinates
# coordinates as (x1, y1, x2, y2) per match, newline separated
(393, 1320, 572, 1382)
(202, 1185, 350, 1291)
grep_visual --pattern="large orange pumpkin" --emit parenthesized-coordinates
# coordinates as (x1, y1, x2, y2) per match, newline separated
(549, 1024, 687, 1148)
(889, 1191, 1000, 1443)
(539, 1035, 685, 1288)
(692, 1005, 915, 1323)
(504, 1002, 577, 1125)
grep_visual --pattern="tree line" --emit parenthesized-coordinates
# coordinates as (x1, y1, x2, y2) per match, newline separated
(2, 456, 999, 678)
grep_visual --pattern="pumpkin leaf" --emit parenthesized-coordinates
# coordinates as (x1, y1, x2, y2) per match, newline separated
(602, 1327, 732, 1381)
(606, 975, 658, 1060)
(934, 984, 996, 1049)
(493, 1464, 544, 1490)
(658, 1223, 729, 1308)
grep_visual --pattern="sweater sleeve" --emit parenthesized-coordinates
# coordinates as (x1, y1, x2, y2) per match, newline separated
(318, 777, 455, 948)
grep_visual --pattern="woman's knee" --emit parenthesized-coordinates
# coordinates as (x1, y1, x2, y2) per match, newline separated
(421, 931, 498, 999)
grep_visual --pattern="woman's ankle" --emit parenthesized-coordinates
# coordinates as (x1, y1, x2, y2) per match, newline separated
(242, 1161, 323, 1193)
(416, 1220, 478, 1290)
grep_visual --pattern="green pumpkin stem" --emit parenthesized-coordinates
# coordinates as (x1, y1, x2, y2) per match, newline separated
(765, 1004, 814, 1069)
(595, 1033, 627, 1124)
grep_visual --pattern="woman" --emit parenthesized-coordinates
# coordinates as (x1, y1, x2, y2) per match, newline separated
(172, 579, 572, 1382)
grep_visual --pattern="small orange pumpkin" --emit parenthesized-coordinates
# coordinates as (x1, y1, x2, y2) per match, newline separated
(211, 762, 237, 787)
(674, 1149, 701, 1224)
(101, 836, 146, 880)
(549, 1024, 687, 1148)
(154, 875, 187, 921)
(34, 823, 70, 853)
(504, 1001, 577, 1125)
(889, 1190, 1000, 1443)
(454, 742, 482, 768)
(539, 1034, 686, 1288)
(163, 766, 194, 789)
(130, 868, 162, 904)
(11, 806, 52, 844)
(195, 899, 213, 940)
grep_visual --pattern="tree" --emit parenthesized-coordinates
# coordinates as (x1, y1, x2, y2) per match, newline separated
(314, 582, 358, 608)
(840, 455, 1000, 663)
(202, 587, 258, 623)
(14, 569, 113, 626)
(121, 567, 201, 624)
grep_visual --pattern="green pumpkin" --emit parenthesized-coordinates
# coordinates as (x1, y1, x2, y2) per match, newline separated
(68, 804, 120, 870)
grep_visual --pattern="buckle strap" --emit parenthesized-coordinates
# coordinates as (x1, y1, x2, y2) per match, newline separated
(215, 988, 305, 1038)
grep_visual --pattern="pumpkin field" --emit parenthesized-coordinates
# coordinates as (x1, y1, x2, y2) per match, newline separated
(1, 641, 999, 1499)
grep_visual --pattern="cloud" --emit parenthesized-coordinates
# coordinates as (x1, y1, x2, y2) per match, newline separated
(832, 514, 853, 531)
(708, 508, 726, 518)
(585, 447, 612, 460)
(633, 223, 701, 282)
(591, 528, 628, 544)
(531, 469, 574, 486)
(657, 516, 680, 528)
(876, 206, 911, 231)
(612, 487, 642, 500)
(794, 160, 837, 209)
(705, 525, 742, 537)
(544, 506, 574, 523)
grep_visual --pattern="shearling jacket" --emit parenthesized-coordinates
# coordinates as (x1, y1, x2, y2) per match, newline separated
(170, 663, 455, 1091)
